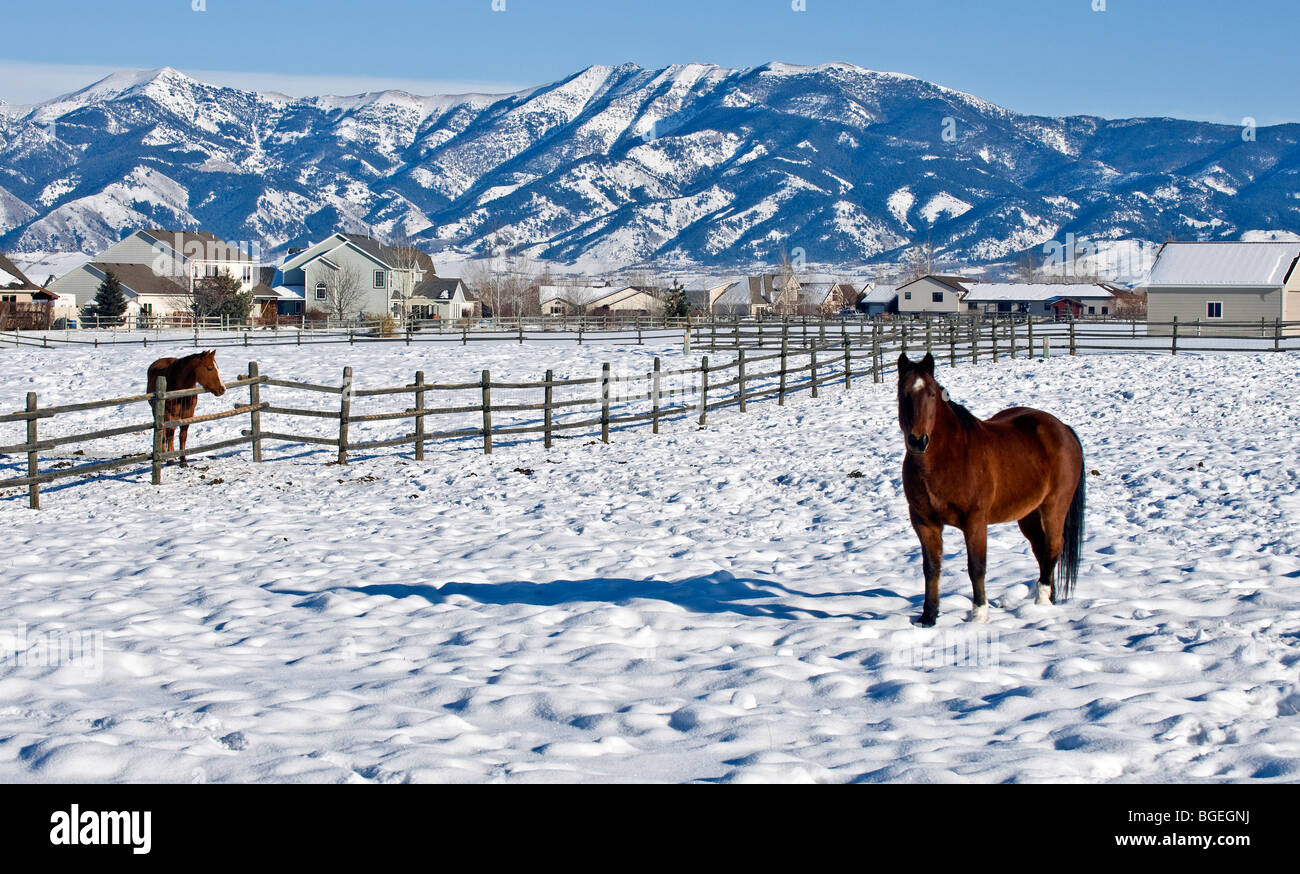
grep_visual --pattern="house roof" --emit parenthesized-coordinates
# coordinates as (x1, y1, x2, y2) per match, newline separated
(898, 274, 975, 294)
(1142, 241, 1300, 288)
(0, 253, 43, 291)
(88, 262, 187, 299)
(962, 283, 1115, 303)
(142, 229, 256, 262)
(413, 278, 472, 302)
(538, 284, 632, 307)
(861, 284, 899, 304)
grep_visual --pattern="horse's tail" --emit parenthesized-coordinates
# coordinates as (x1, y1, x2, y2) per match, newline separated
(1057, 428, 1086, 601)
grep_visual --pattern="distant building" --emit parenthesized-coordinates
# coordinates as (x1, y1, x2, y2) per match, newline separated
(1139, 241, 1300, 335)
(859, 284, 898, 317)
(896, 275, 976, 315)
(408, 278, 481, 320)
(0, 252, 61, 328)
(278, 233, 432, 318)
(48, 228, 260, 319)
(961, 283, 1118, 318)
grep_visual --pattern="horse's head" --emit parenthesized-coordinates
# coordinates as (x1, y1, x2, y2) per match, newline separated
(195, 350, 227, 397)
(897, 352, 948, 455)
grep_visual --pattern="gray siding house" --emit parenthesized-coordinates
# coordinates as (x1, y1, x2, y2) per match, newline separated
(1141, 241, 1300, 336)
(279, 233, 431, 318)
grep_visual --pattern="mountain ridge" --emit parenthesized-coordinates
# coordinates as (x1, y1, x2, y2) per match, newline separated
(1, 62, 1297, 274)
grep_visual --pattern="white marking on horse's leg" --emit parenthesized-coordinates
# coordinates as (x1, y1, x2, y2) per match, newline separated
(1036, 584, 1053, 606)
(969, 604, 989, 623)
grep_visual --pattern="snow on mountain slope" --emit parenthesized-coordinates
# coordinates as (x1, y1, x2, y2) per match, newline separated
(1, 63, 1298, 269)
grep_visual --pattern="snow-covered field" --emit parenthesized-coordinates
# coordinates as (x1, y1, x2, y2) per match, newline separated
(1, 342, 1299, 783)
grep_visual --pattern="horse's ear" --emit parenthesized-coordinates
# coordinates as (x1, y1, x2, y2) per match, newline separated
(920, 352, 935, 375)
(897, 352, 910, 375)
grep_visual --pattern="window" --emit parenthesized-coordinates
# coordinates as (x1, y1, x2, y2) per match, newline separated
(932, 291, 944, 303)
(315, 283, 327, 301)
(904, 291, 912, 300)
(997, 302, 1012, 313)
(1, 294, 15, 302)
(1102, 306, 1109, 315)
(1206, 301, 1223, 319)
(243, 266, 252, 282)
(1087, 306, 1096, 315)
(373, 270, 386, 289)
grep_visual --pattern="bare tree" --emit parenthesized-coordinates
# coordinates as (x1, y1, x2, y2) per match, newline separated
(319, 263, 366, 321)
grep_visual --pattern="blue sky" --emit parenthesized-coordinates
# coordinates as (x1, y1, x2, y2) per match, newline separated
(0, 0, 1294, 124)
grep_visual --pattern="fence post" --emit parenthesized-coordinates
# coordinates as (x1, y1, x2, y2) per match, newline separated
(1276, 318, 1282, 352)
(698, 356, 709, 426)
(1069, 319, 1076, 356)
(25, 392, 39, 510)
(734, 322, 740, 348)
(738, 349, 748, 412)
(778, 333, 789, 405)
(152, 374, 167, 485)
(651, 358, 661, 434)
(810, 347, 819, 398)
(925, 317, 932, 355)
(711, 321, 716, 350)
(992, 317, 999, 362)
(338, 366, 353, 464)
(843, 339, 852, 389)
(870, 321, 879, 383)
(1027, 316, 1034, 360)
(414, 370, 426, 461)
(971, 320, 978, 365)
(1009, 317, 1017, 360)
(535, 368, 551, 450)
(601, 363, 611, 443)
(1171, 317, 1178, 356)
(481, 369, 493, 454)
(248, 361, 263, 463)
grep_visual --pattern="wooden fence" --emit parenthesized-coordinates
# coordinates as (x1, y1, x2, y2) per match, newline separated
(2, 330, 912, 509)
(3, 315, 1298, 510)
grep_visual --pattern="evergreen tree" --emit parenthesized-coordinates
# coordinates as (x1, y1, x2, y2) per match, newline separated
(193, 271, 255, 323)
(666, 278, 690, 319)
(85, 270, 128, 326)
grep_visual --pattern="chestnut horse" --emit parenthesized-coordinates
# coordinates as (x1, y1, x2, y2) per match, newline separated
(146, 350, 226, 466)
(897, 352, 1085, 626)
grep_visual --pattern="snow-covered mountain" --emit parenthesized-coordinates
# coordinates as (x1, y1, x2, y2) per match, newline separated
(1, 63, 1297, 271)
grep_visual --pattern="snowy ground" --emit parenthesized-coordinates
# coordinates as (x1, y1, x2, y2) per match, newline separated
(1, 342, 1299, 783)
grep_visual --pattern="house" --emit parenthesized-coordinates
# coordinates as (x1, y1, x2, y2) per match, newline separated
(859, 284, 899, 317)
(961, 283, 1118, 318)
(408, 278, 481, 321)
(277, 233, 431, 319)
(537, 284, 660, 316)
(48, 228, 260, 318)
(896, 275, 976, 315)
(1139, 241, 1300, 335)
(68, 262, 189, 321)
(798, 282, 861, 316)
(0, 252, 60, 328)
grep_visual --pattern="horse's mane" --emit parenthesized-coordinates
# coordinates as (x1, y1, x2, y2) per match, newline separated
(948, 399, 981, 432)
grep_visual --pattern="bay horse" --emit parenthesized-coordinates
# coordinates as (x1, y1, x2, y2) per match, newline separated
(146, 350, 226, 466)
(897, 352, 1085, 626)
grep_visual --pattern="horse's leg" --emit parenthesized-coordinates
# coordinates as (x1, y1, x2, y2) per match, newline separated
(1013, 515, 1055, 603)
(962, 516, 989, 622)
(179, 424, 190, 467)
(911, 513, 944, 627)
(1018, 513, 1055, 605)
(165, 427, 175, 463)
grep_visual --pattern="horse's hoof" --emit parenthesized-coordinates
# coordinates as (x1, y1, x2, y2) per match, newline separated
(1035, 585, 1053, 606)
(916, 612, 938, 628)
(968, 604, 989, 623)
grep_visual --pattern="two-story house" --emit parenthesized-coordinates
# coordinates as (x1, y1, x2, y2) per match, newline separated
(277, 233, 431, 318)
